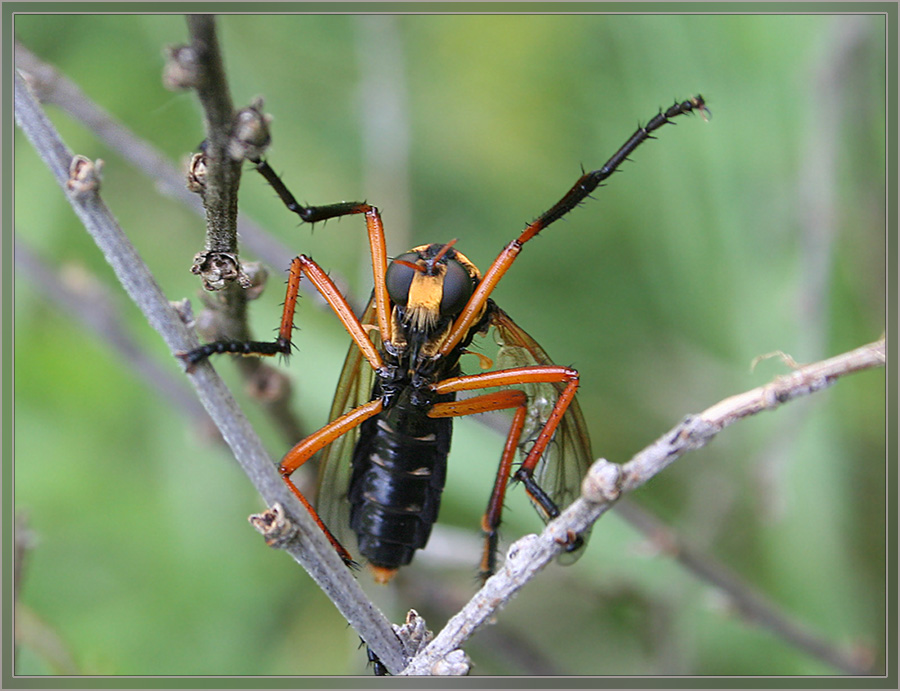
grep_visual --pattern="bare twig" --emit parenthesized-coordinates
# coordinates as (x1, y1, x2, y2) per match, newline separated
(15, 38, 309, 445)
(755, 16, 881, 522)
(14, 25, 884, 676)
(181, 15, 244, 287)
(400, 337, 885, 675)
(13, 39, 322, 291)
(172, 17, 257, 391)
(393, 566, 562, 675)
(14, 69, 408, 675)
(181, 19, 309, 442)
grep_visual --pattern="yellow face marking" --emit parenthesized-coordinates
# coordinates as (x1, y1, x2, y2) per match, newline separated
(387, 244, 487, 361)
(405, 266, 446, 332)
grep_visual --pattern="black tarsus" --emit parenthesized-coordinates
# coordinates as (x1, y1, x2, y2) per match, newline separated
(514, 468, 561, 520)
(514, 470, 584, 554)
(361, 639, 390, 676)
(179, 337, 290, 371)
(252, 157, 368, 224)
(532, 95, 708, 230)
(180, 152, 371, 370)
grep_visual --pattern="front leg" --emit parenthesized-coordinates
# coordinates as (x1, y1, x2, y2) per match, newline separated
(180, 254, 385, 373)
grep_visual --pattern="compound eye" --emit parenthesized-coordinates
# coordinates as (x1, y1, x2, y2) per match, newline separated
(440, 259, 474, 316)
(385, 253, 420, 306)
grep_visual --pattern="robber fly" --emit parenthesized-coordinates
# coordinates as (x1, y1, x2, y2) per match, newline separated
(181, 95, 708, 584)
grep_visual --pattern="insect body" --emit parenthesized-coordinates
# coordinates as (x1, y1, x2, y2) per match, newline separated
(344, 243, 482, 578)
(181, 95, 708, 583)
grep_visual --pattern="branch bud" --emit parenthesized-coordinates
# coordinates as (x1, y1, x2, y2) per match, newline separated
(186, 152, 207, 193)
(190, 250, 251, 291)
(248, 503, 298, 549)
(581, 458, 622, 504)
(229, 97, 272, 162)
(66, 154, 103, 199)
(393, 609, 432, 659)
(430, 649, 471, 676)
(162, 44, 200, 90)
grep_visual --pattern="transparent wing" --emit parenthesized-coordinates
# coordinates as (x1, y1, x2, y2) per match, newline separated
(490, 304, 593, 562)
(314, 298, 380, 558)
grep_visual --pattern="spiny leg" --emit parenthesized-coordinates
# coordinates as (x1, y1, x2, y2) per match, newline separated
(279, 397, 385, 566)
(521, 95, 708, 235)
(251, 158, 394, 339)
(182, 156, 394, 367)
(251, 156, 370, 224)
(433, 365, 580, 519)
(179, 252, 301, 370)
(430, 389, 527, 580)
(180, 252, 376, 371)
(180, 224, 390, 372)
(429, 365, 580, 579)
(439, 95, 707, 358)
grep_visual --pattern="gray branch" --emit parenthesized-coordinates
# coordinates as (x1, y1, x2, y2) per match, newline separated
(15, 26, 885, 676)
(13, 39, 326, 293)
(14, 68, 408, 675)
(183, 14, 242, 263)
(400, 338, 885, 675)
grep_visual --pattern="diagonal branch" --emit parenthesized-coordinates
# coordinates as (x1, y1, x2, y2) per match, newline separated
(17, 218, 878, 674)
(13, 39, 338, 303)
(17, 25, 884, 676)
(14, 69, 408, 676)
(14, 235, 216, 433)
(400, 337, 885, 675)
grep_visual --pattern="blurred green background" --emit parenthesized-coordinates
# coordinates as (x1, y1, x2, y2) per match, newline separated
(14, 13, 886, 677)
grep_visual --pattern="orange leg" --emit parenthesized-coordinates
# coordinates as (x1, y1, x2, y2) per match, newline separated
(361, 207, 393, 343)
(439, 95, 707, 358)
(432, 365, 579, 485)
(180, 205, 391, 371)
(253, 159, 394, 343)
(270, 239, 396, 565)
(181, 251, 385, 373)
(429, 366, 579, 579)
(292, 256, 384, 371)
(178, 250, 303, 369)
(262, 253, 392, 563)
(430, 389, 527, 580)
(278, 398, 384, 565)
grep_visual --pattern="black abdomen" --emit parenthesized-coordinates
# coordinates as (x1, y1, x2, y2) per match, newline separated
(348, 395, 451, 570)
